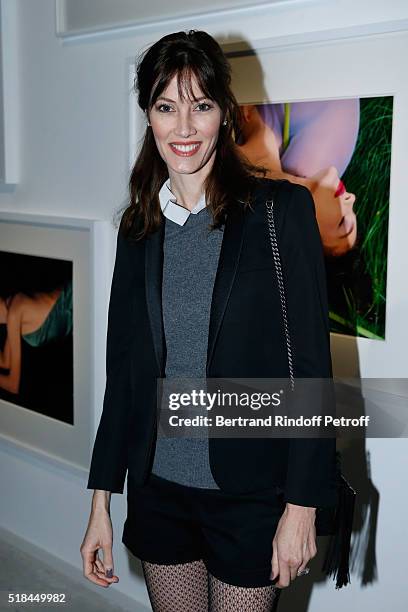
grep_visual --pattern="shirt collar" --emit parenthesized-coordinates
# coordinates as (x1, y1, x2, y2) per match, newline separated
(158, 178, 207, 226)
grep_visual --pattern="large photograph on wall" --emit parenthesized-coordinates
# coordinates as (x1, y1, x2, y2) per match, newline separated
(0, 213, 105, 471)
(0, 252, 73, 424)
(235, 96, 393, 340)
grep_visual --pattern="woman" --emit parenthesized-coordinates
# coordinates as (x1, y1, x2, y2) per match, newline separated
(237, 102, 358, 256)
(81, 30, 337, 611)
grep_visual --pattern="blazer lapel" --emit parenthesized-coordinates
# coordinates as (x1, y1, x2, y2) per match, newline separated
(144, 201, 246, 378)
(144, 221, 166, 376)
(206, 202, 246, 376)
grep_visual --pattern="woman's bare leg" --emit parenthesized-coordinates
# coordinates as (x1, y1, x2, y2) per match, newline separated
(141, 559, 208, 612)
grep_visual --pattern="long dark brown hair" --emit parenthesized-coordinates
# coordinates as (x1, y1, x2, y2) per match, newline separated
(119, 30, 268, 241)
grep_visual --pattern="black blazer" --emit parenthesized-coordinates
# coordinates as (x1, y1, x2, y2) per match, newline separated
(87, 178, 338, 508)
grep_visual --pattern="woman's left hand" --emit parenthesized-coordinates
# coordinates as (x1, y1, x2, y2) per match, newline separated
(270, 503, 317, 588)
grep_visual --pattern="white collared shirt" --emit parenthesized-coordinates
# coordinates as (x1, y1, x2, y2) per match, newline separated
(158, 178, 207, 226)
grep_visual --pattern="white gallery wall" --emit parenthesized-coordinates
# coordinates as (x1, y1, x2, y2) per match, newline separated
(0, 0, 407, 610)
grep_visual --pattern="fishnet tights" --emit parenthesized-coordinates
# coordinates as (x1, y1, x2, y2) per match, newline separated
(141, 559, 281, 612)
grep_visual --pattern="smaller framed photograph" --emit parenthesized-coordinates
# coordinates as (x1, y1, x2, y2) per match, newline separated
(0, 212, 111, 472)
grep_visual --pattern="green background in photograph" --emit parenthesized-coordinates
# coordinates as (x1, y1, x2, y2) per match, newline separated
(326, 96, 393, 340)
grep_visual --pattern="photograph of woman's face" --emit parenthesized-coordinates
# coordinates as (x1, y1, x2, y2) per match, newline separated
(148, 73, 223, 176)
(235, 96, 392, 341)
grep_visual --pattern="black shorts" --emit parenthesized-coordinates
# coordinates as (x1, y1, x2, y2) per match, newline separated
(122, 472, 286, 588)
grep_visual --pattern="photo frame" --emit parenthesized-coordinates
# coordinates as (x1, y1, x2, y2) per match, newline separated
(0, 213, 111, 473)
(225, 41, 401, 379)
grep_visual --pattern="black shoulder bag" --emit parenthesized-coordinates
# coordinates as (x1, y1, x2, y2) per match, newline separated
(264, 182, 356, 589)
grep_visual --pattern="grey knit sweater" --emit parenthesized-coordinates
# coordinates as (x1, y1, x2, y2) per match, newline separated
(151, 205, 223, 488)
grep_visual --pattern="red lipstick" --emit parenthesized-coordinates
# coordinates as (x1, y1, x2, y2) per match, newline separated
(169, 142, 202, 157)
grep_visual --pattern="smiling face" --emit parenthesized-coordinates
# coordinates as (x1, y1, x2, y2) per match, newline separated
(147, 72, 223, 176)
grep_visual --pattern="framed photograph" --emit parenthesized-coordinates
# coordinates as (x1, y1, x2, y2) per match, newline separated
(0, 213, 111, 472)
(234, 97, 392, 341)
(225, 44, 399, 378)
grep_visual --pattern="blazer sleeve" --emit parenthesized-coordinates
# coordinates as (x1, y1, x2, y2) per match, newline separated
(280, 183, 338, 508)
(86, 216, 135, 494)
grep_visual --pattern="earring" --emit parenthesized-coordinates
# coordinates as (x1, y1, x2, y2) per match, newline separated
(147, 121, 151, 126)
(222, 119, 228, 126)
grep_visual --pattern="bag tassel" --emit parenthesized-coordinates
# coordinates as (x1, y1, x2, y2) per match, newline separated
(321, 475, 356, 588)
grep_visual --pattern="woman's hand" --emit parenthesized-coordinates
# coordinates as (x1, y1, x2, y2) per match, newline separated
(80, 497, 119, 588)
(270, 503, 317, 588)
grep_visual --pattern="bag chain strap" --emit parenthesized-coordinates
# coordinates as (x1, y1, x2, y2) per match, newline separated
(265, 199, 295, 392)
